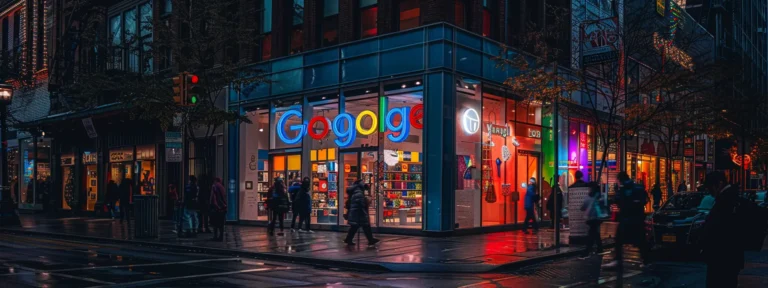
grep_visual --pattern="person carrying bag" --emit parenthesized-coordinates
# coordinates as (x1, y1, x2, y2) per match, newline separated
(580, 182, 607, 259)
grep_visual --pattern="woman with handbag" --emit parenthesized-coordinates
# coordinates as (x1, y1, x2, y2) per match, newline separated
(579, 182, 606, 259)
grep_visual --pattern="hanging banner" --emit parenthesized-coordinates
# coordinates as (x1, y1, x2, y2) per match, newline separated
(581, 17, 620, 66)
(82, 118, 98, 138)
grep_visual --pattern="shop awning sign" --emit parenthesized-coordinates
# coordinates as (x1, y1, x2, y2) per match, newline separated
(276, 104, 424, 148)
(82, 118, 98, 138)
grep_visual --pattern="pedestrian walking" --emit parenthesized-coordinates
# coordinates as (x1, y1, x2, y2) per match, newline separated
(167, 183, 179, 233)
(295, 177, 313, 233)
(701, 171, 745, 288)
(106, 180, 119, 219)
(546, 178, 564, 229)
(603, 172, 650, 270)
(209, 177, 228, 242)
(119, 178, 134, 223)
(288, 177, 302, 232)
(522, 177, 539, 233)
(569, 171, 588, 188)
(198, 176, 212, 234)
(579, 182, 605, 259)
(678, 181, 687, 193)
(343, 180, 379, 246)
(182, 176, 200, 238)
(267, 178, 289, 236)
(651, 183, 662, 211)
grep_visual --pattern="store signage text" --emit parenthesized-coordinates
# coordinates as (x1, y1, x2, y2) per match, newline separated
(277, 104, 424, 148)
(486, 123, 510, 137)
(83, 152, 98, 165)
(110, 151, 134, 162)
(528, 128, 541, 138)
(461, 108, 480, 134)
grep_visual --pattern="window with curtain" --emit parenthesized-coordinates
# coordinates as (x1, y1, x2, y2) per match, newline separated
(398, 0, 420, 31)
(358, 0, 378, 39)
(291, 0, 304, 54)
(322, 0, 339, 46)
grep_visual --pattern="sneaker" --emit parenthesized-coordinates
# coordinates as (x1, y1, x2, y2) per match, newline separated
(578, 255, 591, 260)
(305, 230, 315, 234)
(298, 229, 307, 233)
(368, 239, 380, 246)
(601, 260, 619, 269)
(343, 240, 355, 246)
(291, 228, 297, 232)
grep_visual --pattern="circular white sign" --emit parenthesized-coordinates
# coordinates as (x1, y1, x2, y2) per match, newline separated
(462, 108, 480, 134)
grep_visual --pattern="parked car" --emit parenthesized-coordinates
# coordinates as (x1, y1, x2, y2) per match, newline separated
(646, 192, 715, 250)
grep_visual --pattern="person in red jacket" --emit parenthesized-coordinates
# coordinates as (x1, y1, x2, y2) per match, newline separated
(209, 177, 228, 241)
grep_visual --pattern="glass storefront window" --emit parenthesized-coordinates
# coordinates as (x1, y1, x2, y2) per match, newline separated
(8, 147, 18, 204)
(272, 99, 303, 150)
(308, 95, 340, 225)
(136, 145, 156, 195)
(481, 88, 507, 226)
(61, 154, 75, 210)
(455, 78, 481, 229)
(240, 105, 270, 221)
(83, 152, 98, 211)
(20, 139, 34, 206)
(109, 147, 134, 210)
(380, 80, 423, 229)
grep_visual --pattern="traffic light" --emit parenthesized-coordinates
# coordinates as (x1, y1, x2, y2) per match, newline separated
(186, 74, 200, 105)
(172, 73, 184, 104)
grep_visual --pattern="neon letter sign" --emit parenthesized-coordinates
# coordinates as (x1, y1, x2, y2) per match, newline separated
(276, 110, 306, 145)
(276, 105, 423, 148)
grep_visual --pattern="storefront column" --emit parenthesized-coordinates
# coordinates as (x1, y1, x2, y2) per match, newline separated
(225, 108, 242, 221)
(424, 72, 455, 232)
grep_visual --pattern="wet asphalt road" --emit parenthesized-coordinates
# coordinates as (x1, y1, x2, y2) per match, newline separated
(0, 234, 724, 287)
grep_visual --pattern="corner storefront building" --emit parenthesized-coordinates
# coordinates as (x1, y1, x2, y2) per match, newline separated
(227, 23, 561, 234)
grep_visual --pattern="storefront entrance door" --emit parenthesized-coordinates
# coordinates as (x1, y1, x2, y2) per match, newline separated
(340, 150, 378, 227)
(516, 151, 541, 221)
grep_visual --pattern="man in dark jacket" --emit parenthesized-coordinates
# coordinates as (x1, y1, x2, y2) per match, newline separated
(107, 180, 119, 219)
(295, 177, 313, 233)
(702, 171, 744, 288)
(288, 177, 302, 231)
(651, 183, 662, 211)
(209, 177, 228, 241)
(343, 182, 379, 246)
(678, 181, 687, 193)
(547, 177, 564, 229)
(569, 171, 588, 188)
(603, 172, 650, 270)
(183, 176, 200, 237)
(118, 178, 134, 223)
(523, 177, 539, 233)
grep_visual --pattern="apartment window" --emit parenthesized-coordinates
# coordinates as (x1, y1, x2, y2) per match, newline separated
(455, 0, 467, 29)
(321, 0, 339, 46)
(398, 0, 420, 31)
(291, 0, 304, 54)
(257, 0, 273, 61)
(108, 2, 153, 73)
(358, 0, 378, 39)
(163, 0, 172, 15)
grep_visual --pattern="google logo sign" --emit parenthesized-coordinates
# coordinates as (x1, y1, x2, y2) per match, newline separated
(277, 104, 424, 148)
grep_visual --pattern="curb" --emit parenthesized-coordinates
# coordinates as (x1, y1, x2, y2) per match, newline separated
(0, 228, 604, 273)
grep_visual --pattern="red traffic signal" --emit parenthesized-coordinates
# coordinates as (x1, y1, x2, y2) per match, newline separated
(190, 74, 199, 84)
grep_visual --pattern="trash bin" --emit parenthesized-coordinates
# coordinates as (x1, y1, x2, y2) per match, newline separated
(134, 195, 159, 238)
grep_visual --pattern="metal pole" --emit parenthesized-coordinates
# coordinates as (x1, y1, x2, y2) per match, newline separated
(0, 103, 19, 226)
(552, 62, 560, 248)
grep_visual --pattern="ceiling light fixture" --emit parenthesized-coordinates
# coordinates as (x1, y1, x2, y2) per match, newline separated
(415, 81, 421, 85)
(401, 84, 407, 88)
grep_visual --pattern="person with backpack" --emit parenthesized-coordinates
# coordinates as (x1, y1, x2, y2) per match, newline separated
(294, 177, 313, 233)
(267, 178, 289, 236)
(182, 176, 200, 238)
(288, 177, 303, 232)
(522, 177, 539, 234)
(701, 171, 746, 287)
(603, 172, 650, 269)
(343, 180, 379, 246)
(579, 182, 606, 259)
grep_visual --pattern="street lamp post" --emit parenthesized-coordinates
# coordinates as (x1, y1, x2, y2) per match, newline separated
(0, 83, 18, 226)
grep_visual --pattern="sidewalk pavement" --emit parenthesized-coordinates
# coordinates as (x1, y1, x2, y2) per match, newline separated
(0, 215, 616, 273)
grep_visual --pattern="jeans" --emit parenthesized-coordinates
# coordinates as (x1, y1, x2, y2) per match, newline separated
(345, 225, 374, 243)
(120, 203, 132, 222)
(523, 208, 538, 231)
(268, 210, 284, 234)
(290, 210, 300, 229)
(583, 220, 604, 256)
(297, 211, 311, 231)
(199, 209, 210, 232)
(183, 208, 199, 232)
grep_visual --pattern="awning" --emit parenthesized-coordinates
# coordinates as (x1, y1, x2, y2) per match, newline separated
(15, 103, 123, 129)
